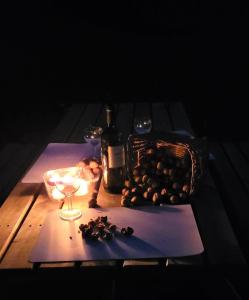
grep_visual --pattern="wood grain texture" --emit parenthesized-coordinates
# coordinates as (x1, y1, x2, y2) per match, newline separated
(0, 105, 87, 205)
(169, 101, 245, 266)
(239, 142, 249, 162)
(116, 103, 134, 140)
(210, 142, 249, 263)
(1, 102, 245, 272)
(95, 103, 119, 129)
(151, 101, 175, 267)
(167, 255, 203, 266)
(96, 183, 162, 268)
(153, 101, 203, 267)
(66, 103, 117, 267)
(168, 101, 194, 135)
(123, 259, 160, 267)
(68, 103, 102, 143)
(133, 102, 151, 134)
(39, 179, 117, 269)
(191, 173, 246, 265)
(0, 104, 86, 269)
(40, 104, 104, 269)
(0, 185, 62, 269)
(0, 183, 41, 262)
(45, 103, 117, 269)
(122, 102, 164, 268)
(81, 260, 117, 268)
(223, 142, 249, 194)
(0, 143, 44, 204)
(50, 103, 87, 142)
(152, 102, 171, 132)
(38, 189, 95, 270)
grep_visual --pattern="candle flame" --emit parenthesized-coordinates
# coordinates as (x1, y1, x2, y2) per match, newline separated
(45, 169, 89, 200)
(75, 179, 88, 196)
(51, 188, 65, 200)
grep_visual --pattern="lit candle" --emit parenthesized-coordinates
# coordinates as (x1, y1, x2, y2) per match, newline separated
(44, 168, 89, 200)
(51, 187, 65, 200)
(75, 179, 88, 196)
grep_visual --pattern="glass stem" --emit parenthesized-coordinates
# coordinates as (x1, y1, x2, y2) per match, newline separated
(67, 195, 73, 211)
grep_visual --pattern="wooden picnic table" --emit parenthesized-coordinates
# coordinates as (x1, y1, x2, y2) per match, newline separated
(0, 101, 248, 299)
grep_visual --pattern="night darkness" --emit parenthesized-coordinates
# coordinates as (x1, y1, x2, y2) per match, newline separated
(0, 1, 248, 141)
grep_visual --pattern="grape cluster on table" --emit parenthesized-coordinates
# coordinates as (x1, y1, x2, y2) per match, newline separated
(121, 147, 192, 207)
(79, 215, 134, 241)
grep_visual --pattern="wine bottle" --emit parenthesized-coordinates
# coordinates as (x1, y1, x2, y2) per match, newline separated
(101, 104, 126, 193)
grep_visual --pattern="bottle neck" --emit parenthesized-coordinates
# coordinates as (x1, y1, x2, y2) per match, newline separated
(106, 104, 115, 128)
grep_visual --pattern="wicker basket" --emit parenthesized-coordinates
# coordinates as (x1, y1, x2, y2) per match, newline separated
(126, 131, 208, 198)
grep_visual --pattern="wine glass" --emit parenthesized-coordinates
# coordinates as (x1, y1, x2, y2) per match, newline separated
(83, 125, 103, 161)
(134, 116, 152, 135)
(54, 167, 82, 221)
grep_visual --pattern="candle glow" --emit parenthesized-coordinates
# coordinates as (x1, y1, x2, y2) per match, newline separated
(75, 179, 88, 196)
(44, 169, 89, 200)
(51, 188, 65, 200)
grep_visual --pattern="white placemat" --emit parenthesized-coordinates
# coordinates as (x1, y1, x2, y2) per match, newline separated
(22, 143, 95, 183)
(29, 205, 204, 263)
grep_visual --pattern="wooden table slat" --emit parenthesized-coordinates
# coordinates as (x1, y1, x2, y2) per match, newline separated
(122, 102, 167, 268)
(95, 103, 121, 129)
(170, 102, 245, 266)
(126, 102, 161, 267)
(210, 142, 249, 263)
(152, 102, 171, 132)
(50, 103, 87, 142)
(0, 144, 34, 202)
(40, 103, 109, 269)
(39, 180, 117, 269)
(133, 102, 152, 135)
(1, 102, 247, 273)
(160, 101, 205, 267)
(169, 101, 194, 135)
(123, 259, 161, 268)
(0, 144, 44, 203)
(1, 104, 87, 205)
(223, 142, 249, 194)
(116, 103, 134, 140)
(0, 104, 87, 268)
(81, 260, 117, 268)
(49, 103, 118, 269)
(167, 255, 203, 266)
(0, 183, 41, 262)
(0, 185, 62, 269)
(96, 102, 135, 207)
(192, 173, 245, 265)
(238, 142, 249, 162)
(96, 102, 163, 268)
(68, 103, 102, 143)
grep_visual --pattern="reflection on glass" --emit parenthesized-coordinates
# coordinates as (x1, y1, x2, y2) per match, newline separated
(83, 125, 103, 160)
(134, 116, 152, 134)
(54, 167, 82, 221)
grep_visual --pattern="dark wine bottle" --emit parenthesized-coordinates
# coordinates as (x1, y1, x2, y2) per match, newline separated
(101, 104, 126, 193)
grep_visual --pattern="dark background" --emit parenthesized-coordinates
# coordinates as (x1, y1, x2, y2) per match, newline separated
(0, 1, 248, 141)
